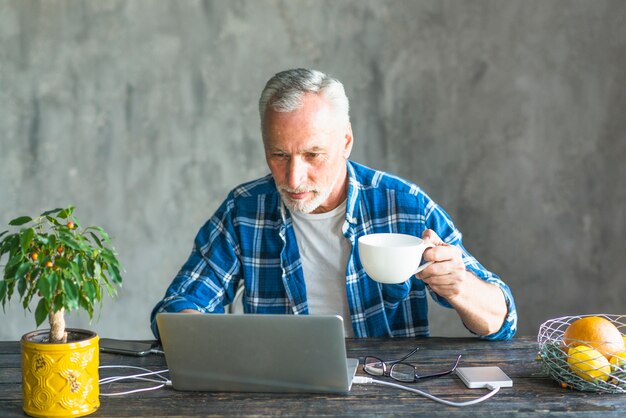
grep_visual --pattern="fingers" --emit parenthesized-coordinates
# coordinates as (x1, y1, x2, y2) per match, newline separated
(421, 229, 443, 245)
(420, 272, 464, 300)
(417, 244, 465, 285)
(422, 243, 462, 264)
(416, 237, 467, 300)
(420, 272, 461, 287)
(417, 258, 464, 279)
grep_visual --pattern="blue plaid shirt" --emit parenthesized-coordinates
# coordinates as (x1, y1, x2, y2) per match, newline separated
(151, 161, 517, 340)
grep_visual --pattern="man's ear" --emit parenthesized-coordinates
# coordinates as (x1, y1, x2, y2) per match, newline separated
(344, 123, 354, 159)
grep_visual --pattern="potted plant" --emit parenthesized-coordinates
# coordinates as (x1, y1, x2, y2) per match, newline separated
(0, 206, 123, 418)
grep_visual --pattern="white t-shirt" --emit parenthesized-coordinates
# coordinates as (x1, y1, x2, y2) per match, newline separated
(290, 199, 354, 337)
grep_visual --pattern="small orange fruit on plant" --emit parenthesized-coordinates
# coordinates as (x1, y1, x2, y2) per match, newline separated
(563, 316, 625, 359)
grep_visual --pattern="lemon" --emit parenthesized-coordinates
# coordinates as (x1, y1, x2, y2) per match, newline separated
(567, 345, 611, 382)
(610, 351, 626, 372)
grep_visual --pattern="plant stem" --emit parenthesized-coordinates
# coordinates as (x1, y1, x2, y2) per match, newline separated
(49, 308, 67, 343)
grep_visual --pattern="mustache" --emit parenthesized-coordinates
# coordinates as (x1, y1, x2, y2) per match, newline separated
(279, 185, 319, 194)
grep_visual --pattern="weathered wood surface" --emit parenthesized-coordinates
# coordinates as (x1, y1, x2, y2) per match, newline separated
(1, 336, 624, 417)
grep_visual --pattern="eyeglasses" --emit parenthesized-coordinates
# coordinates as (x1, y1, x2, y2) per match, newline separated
(364, 348, 462, 383)
(363, 347, 420, 377)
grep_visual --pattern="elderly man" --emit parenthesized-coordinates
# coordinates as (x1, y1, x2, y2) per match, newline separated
(151, 68, 517, 339)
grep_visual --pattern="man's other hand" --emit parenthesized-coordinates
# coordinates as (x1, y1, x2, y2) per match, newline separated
(179, 309, 201, 314)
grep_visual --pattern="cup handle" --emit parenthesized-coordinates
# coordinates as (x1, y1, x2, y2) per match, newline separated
(413, 242, 435, 275)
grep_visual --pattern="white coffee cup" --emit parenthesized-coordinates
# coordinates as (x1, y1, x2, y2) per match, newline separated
(357, 233, 435, 284)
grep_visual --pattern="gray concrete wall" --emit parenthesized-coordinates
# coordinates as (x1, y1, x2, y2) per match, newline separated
(1, 0, 625, 340)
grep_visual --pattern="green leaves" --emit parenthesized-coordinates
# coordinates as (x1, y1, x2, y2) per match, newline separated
(108, 264, 123, 286)
(1, 234, 18, 257)
(16, 262, 31, 280)
(17, 274, 27, 297)
(0, 205, 123, 334)
(58, 232, 81, 251)
(83, 280, 96, 301)
(88, 232, 103, 248)
(9, 216, 32, 226)
(34, 299, 49, 327)
(40, 208, 63, 217)
(0, 280, 7, 307)
(45, 216, 61, 227)
(85, 226, 111, 244)
(20, 228, 34, 255)
(63, 278, 79, 310)
(37, 272, 58, 300)
(57, 206, 75, 219)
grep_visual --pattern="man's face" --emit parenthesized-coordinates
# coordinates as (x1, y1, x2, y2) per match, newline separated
(262, 93, 353, 214)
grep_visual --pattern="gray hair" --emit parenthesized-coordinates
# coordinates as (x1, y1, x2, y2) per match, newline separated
(259, 68, 350, 127)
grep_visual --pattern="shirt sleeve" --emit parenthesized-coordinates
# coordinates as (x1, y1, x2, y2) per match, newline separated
(150, 195, 242, 338)
(423, 195, 518, 341)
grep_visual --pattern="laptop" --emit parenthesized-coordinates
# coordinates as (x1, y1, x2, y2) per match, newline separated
(156, 313, 359, 393)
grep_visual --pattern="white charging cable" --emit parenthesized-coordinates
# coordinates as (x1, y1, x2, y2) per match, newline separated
(98, 366, 499, 404)
(99, 365, 171, 396)
(352, 376, 500, 407)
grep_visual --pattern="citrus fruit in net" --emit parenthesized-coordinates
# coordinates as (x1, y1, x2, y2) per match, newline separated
(567, 345, 611, 382)
(562, 316, 625, 359)
(610, 351, 626, 372)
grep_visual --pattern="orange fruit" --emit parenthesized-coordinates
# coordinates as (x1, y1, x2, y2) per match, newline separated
(67, 221, 75, 229)
(563, 316, 625, 359)
(31, 253, 39, 261)
(44, 261, 53, 268)
(567, 345, 611, 382)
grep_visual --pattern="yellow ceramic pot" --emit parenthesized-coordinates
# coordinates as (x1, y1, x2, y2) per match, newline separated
(21, 329, 100, 418)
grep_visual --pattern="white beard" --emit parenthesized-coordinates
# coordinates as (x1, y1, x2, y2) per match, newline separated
(279, 185, 332, 214)
(278, 165, 344, 214)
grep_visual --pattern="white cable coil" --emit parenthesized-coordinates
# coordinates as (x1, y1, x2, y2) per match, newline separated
(99, 365, 171, 396)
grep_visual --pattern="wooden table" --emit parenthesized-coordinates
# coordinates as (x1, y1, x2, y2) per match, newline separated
(1, 336, 624, 416)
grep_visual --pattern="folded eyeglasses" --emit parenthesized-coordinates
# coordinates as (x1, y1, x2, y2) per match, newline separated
(363, 347, 462, 383)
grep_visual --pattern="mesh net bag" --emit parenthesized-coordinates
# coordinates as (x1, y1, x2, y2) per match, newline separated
(537, 314, 626, 393)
